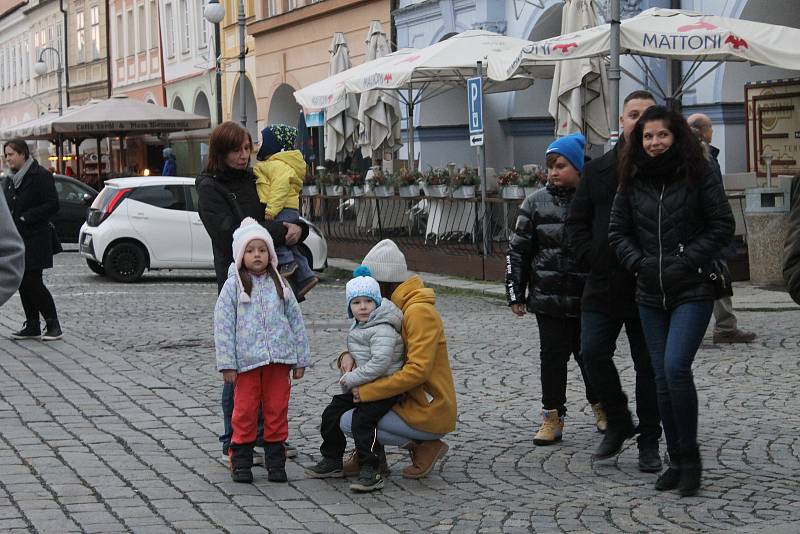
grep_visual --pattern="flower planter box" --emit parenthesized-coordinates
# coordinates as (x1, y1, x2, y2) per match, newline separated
(451, 185, 476, 199)
(524, 186, 539, 198)
(501, 185, 524, 199)
(371, 185, 394, 197)
(349, 185, 365, 197)
(324, 185, 343, 197)
(423, 184, 450, 198)
(302, 185, 319, 196)
(399, 184, 420, 198)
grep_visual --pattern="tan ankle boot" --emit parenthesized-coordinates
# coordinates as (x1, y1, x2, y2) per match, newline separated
(401, 440, 449, 479)
(533, 409, 564, 445)
(591, 403, 608, 433)
(343, 448, 391, 477)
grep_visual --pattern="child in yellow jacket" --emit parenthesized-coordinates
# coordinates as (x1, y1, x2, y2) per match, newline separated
(254, 124, 319, 298)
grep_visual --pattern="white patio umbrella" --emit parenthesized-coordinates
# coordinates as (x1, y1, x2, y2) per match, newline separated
(324, 32, 360, 163)
(548, 0, 609, 145)
(490, 7, 800, 100)
(357, 20, 402, 160)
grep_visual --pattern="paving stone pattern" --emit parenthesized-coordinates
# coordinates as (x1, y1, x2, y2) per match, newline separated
(0, 252, 799, 533)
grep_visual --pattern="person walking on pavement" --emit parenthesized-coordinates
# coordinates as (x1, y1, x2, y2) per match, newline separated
(0, 192, 24, 306)
(565, 91, 663, 472)
(338, 240, 457, 479)
(2, 138, 63, 341)
(196, 122, 307, 462)
(214, 218, 311, 483)
(162, 147, 177, 176)
(687, 113, 756, 344)
(609, 106, 735, 496)
(505, 133, 604, 446)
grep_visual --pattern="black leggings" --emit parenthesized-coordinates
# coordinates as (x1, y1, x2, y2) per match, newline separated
(19, 269, 58, 326)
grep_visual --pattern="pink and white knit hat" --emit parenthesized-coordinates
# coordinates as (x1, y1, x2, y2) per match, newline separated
(231, 217, 285, 302)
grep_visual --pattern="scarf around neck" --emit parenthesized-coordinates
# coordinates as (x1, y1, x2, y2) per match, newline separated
(12, 157, 34, 190)
(633, 145, 683, 183)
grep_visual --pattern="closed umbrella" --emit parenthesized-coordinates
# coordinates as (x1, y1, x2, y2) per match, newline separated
(325, 33, 359, 162)
(548, 0, 609, 145)
(357, 20, 402, 160)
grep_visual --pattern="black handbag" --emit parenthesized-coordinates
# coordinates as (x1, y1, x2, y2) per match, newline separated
(707, 258, 732, 299)
(49, 222, 63, 255)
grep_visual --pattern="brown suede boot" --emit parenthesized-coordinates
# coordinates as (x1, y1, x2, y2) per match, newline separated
(401, 440, 449, 479)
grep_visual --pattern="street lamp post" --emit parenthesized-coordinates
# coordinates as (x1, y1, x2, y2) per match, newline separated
(204, 0, 248, 129)
(204, 0, 224, 126)
(34, 47, 65, 172)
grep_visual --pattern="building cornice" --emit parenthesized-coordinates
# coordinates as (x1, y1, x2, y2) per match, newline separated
(0, 0, 26, 21)
(248, 0, 371, 36)
(22, 0, 57, 15)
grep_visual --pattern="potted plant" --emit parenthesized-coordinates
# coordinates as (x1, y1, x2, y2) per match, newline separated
(343, 171, 365, 197)
(395, 168, 422, 197)
(497, 168, 524, 199)
(301, 173, 319, 196)
(421, 167, 450, 198)
(366, 167, 394, 197)
(320, 172, 344, 197)
(450, 166, 478, 198)
(521, 165, 546, 197)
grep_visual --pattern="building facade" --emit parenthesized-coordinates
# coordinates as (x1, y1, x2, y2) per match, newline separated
(66, 0, 109, 105)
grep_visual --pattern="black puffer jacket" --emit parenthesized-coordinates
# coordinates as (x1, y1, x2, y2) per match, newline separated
(608, 157, 734, 310)
(782, 176, 800, 304)
(196, 167, 296, 291)
(505, 185, 586, 318)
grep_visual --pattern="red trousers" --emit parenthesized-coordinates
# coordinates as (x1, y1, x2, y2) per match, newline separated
(232, 364, 291, 445)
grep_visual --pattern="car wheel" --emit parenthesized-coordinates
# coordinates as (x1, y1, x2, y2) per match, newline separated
(86, 259, 106, 276)
(104, 242, 146, 283)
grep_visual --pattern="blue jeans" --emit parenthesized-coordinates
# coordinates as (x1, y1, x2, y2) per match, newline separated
(340, 409, 445, 447)
(581, 311, 661, 448)
(638, 301, 713, 451)
(220, 382, 264, 454)
(275, 208, 315, 281)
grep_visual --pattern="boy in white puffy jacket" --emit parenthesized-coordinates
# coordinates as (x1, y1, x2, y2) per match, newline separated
(305, 266, 404, 493)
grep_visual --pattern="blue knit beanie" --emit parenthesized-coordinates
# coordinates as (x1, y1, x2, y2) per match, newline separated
(546, 133, 586, 173)
(345, 266, 382, 318)
(256, 124, 298, 161)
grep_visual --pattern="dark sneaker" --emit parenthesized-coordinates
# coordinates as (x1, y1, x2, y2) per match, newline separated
(349, 465, 384, 493)
(41, 320, 62, 341)
(231, 467, 253, 483)
(279, 262, 298, 277)
(593, 420, 636, 460)
(638, 448, 662, 473)
(304, 457, 344, 478)
(295, 276, 319, 299)
(713, 329, 756, 344)
(267, 467, 287, 483)
(285, 442, 297, 459)
(342, 448, 391, 477)
(12, 322, 41, 340)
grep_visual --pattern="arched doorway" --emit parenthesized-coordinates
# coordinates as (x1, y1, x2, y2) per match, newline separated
(194, 91, 211, 118)
(267, 83, 298, 126)
(231, 76, 258, 141)
(172, 96, 185, 111)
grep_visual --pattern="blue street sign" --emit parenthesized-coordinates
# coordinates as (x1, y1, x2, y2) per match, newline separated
(467, 76, 483, 135)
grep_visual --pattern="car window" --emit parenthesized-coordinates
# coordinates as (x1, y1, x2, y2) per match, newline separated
(54, 179, 90, 203)
(128, 185, 187, 211)
(187, 185, 200, 212)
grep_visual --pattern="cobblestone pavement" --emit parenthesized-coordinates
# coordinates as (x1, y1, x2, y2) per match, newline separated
(1, 252, 799, 534)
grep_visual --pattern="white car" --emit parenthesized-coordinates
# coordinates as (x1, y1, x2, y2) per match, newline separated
(78, 176, 327, 283)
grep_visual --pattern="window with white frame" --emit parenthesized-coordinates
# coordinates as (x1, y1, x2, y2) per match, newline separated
(116, 13, 124, 58)
(0, 49, 5, 90)
(10, 46, 15, 86)
(288, 0, 296, 10)
(164, 3, 175, 58)
(198, 0, 208, 49)
(126, 10, 135, 55)
(22, 41, 28, 82)
(76, 11, 85, 63)
(179, 0, 190, 53)
(267, 0, 277, 17)
(149, 0, 158, 49)
(90, 6, 100, 59)
(137, 4, 146, 52)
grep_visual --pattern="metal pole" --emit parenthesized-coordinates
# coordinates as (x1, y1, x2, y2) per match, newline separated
(214, 22, 223, 125)
(476, 61, 489, 259)
(238, 0, 246, 128)
(406, 87, 414, 170)
(608, 0, 621, 144)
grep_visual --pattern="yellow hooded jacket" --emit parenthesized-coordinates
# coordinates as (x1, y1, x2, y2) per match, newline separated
(358, 276, 458, 435)
(253, 150, 306, 218)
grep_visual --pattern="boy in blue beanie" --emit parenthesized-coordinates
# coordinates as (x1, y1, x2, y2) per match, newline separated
(506, 132, 605, 446)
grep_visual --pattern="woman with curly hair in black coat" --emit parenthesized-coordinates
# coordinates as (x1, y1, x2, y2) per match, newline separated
(609, 106, 734, 496)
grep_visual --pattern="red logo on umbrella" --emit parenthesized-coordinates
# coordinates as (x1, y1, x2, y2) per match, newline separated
(677, 21, 718, 32)
(552, 42, 578, 55)
(395, 55, 421, 65)
(383, 73, 393, 83)
(724, 35, 749, 49)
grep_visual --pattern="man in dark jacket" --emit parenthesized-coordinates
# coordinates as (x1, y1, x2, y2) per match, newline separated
(687, 113, 756, 344)
(0, 192, 24, 306)
(565, 90, 662, 472)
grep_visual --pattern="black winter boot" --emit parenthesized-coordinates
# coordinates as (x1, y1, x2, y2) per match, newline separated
(42, 319, 63, 341)
(593, 417, 636, 460)
(230, 442, 255, 483)
(678, 447, 702, 497)
(265, 442, 287, 482)
(12, 321, 41, 339)
(655, 449, 681, 491)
